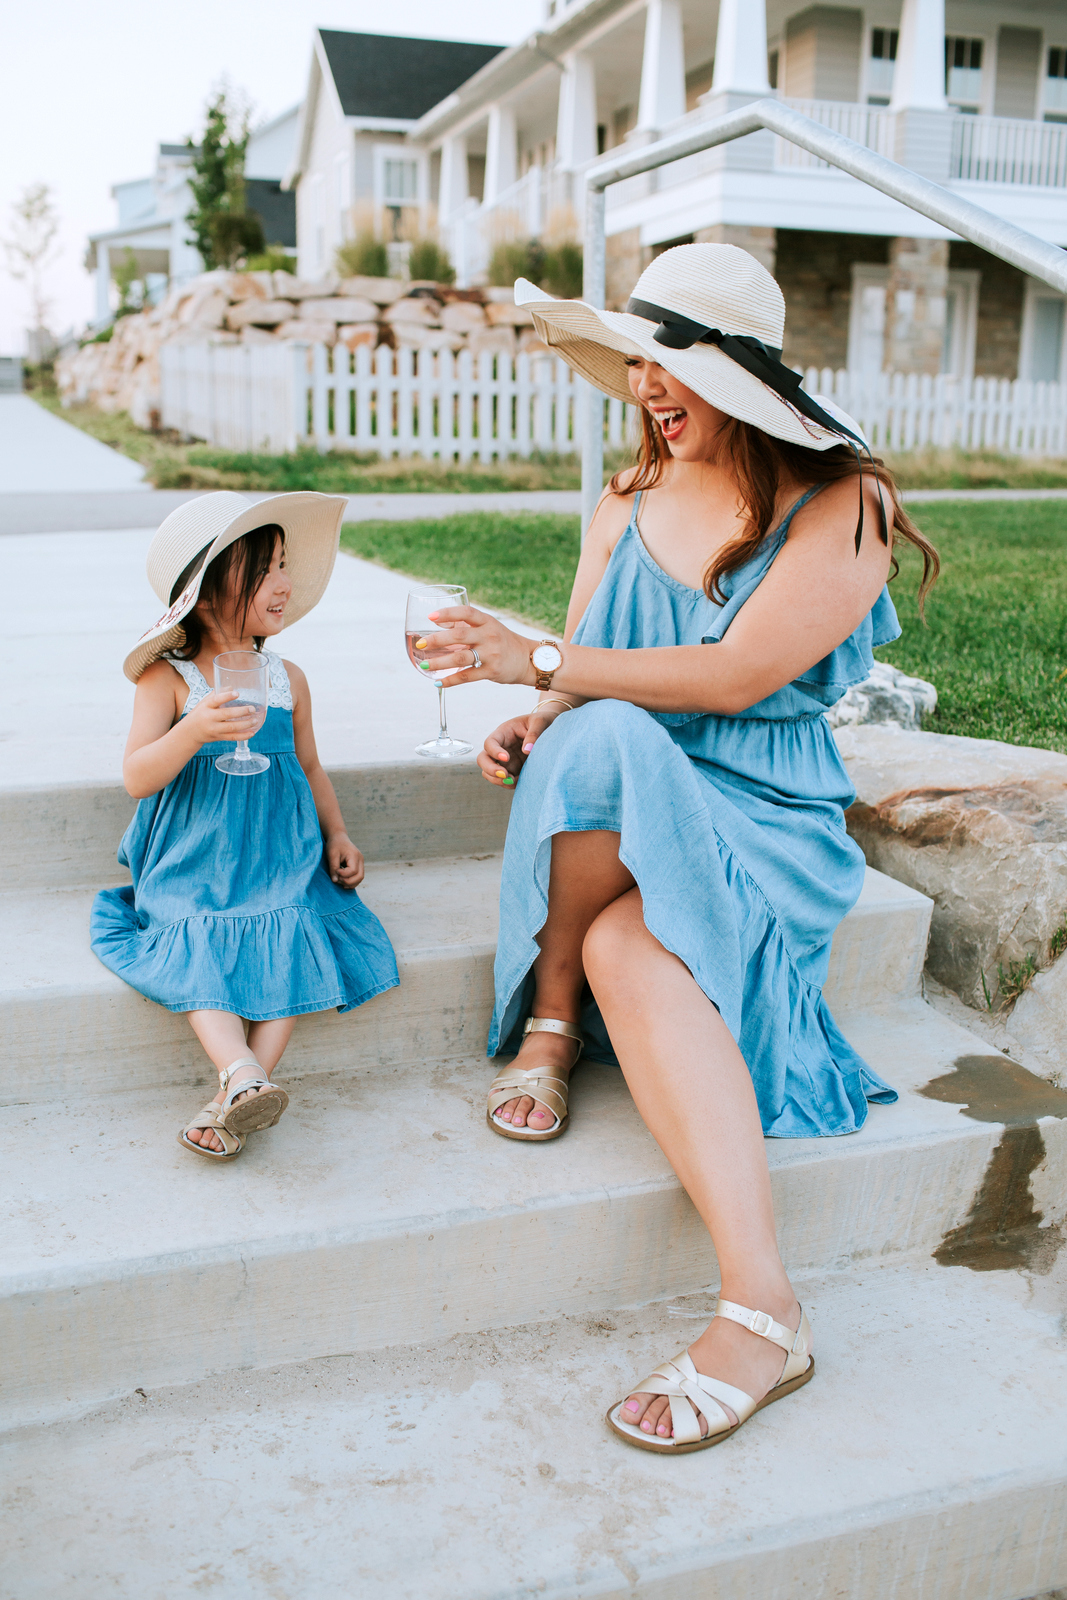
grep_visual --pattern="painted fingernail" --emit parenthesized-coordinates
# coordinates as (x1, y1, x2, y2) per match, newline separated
(494, 768, 508, 778)
(522, 742, 533, 753)
(428, 612, 439, 621)
(415, 637, 427, 649)
(502, 777, 514, 787)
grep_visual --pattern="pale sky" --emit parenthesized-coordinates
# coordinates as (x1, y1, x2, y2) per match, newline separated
(0, 0, 542, 353)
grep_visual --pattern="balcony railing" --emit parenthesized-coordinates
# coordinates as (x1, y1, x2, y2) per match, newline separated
(776, 99, 895, 167)
(951, 113, 1067, 186)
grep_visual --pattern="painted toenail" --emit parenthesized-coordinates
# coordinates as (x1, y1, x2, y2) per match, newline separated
(657, 1425, 668, 1435)
(626, 1401, 640, 1412)
(641, 1421, 652, 1431)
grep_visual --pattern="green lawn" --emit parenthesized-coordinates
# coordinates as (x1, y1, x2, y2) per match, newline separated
(342, 499, 1067, 754)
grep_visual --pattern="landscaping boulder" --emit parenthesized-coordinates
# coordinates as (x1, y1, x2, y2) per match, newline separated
(485, 303, 535, 327)
(274, 319, 338, 345)
(825, 661, 937, 731)
(338, 276, 406, 305)
(275, 274, 337, 300)
(1008, 954, 1067, 1079)
(441, 301, 487, 333)
(299, 296, 379, 324)
(837, 725, 1067, 1011)
(469, 327, 516, 357)
(336, 323, 379, 352)
(384, 298, 443, 326)
(225, 300, 297, 329)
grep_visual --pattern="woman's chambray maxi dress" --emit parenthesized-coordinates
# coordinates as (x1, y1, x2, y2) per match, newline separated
(489, 487, 900, 1138)
(91, 652, 399, 1019)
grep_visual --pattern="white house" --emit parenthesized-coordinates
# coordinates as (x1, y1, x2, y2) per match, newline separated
(285, 29, 504, 280)
(293, 0, 1067, 383)
(86, 107, 300, 325)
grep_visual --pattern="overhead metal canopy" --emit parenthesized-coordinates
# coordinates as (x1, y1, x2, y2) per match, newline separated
(579, 96, 1067, 534)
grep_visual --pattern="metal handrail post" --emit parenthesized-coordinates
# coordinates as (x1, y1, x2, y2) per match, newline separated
(579, 186, 608, 539)
(579, 97, 1067, 537)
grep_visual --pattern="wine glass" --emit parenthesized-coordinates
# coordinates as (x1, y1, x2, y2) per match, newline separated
(213, 650, 271, 776)
(404, 586, 474, 759)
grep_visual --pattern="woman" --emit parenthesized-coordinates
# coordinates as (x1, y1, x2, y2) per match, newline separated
(414, 244, 937, 1454)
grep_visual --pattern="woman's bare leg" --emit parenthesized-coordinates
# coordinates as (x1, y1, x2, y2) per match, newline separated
(183, 1010, 296, 1152)
(584, 888, 802, 1438)
(495, 830, 634, 1130)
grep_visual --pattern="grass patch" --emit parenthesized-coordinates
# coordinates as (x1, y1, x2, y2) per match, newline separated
(343, 499, 1067, 753)
(883, 446, 1067, 491)
(342, 512, 580, 635)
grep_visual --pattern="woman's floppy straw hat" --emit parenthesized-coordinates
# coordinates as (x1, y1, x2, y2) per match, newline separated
(124, 490, 347, 682)
(515, 241, 865, 453)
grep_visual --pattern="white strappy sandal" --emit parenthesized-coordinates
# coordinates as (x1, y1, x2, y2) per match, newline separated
(217, 1056, 289, 1136)
(486, 1017, 583, 1142)
(177, 1101, 245, 1161)
(607, 1298, 815, 1453)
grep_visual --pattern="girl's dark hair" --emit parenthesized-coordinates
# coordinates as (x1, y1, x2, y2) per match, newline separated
(169, 524, 285, 660)
(611, 409, 939, 615)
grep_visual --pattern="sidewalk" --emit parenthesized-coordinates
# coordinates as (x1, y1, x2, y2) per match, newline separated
(1, 526, 540, 788)
(0, 397, 147, 493)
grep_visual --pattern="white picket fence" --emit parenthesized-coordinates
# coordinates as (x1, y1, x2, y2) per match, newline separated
(160, 339, 632, 460)
(160, 339, 1067, 459)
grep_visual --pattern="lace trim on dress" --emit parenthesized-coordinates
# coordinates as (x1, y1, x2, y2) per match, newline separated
(165, 651, 293, 716)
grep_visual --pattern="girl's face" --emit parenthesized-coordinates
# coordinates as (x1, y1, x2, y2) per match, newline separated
(626, 358, 728, 461)
(244, 537, 291, 636)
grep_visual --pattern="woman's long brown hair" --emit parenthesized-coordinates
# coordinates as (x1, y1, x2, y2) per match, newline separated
(611, 408, 939, 615)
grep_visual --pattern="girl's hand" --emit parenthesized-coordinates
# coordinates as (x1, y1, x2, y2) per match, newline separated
(186, 689, 264, 747)
(413, 606, 533, 686)
(326, 832, 365, 888)
(477, 706, 569, 787)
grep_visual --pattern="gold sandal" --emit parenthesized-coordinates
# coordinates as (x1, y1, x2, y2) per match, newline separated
(607, 1298, 814, 1453)
(486, 1017, 583, 1142)
(217, 1056, 289, 1136)
(178, 1101, 244, 1161)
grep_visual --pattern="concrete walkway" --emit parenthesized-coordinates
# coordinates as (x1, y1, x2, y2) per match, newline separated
(1, 526, 540, 788)
(0, 397, 146, 493)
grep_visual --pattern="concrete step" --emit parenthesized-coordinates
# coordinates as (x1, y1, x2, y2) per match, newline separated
(0, 861, 930, 1105)
(0, 762, 510, 892)
(5, 1001, 1062, 1428)
(3, 1256, 1065, 1599)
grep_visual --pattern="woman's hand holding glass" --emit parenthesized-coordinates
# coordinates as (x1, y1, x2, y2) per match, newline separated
(413, 605, 534, 686)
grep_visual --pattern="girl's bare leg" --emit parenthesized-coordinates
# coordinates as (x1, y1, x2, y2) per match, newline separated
(583, 887, 803, 1438)
(495, 830, 634, 1130)
(184, 1010, 296, 1151)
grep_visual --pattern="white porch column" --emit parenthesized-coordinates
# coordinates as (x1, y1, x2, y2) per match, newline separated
(95, 245, 111, 324)
(636, 0, 686, 132)
(890, 0, 948, 110)
(438, 134, 468, 220)
(556, 52, 598, 170)
(483, 104, 518, 203)
(711, 0, 770, 95)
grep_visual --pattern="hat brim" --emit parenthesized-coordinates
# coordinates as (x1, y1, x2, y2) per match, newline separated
(514, 280, 842, 451)
(124, 491, 347, 682)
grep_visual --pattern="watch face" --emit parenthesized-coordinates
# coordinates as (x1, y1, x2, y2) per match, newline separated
(532, 643, 563, 672)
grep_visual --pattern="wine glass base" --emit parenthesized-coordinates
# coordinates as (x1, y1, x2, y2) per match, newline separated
(215, 753, 272, 776)
(415, 735, 473, 759)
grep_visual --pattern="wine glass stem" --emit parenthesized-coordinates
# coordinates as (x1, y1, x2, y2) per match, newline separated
(236, 739, 251, 760)
(436, 682, 449, 744)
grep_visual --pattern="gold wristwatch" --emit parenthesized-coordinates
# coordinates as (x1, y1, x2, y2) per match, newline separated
(530, 640, 563, 690)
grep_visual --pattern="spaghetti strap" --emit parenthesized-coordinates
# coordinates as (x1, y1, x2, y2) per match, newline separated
(775, 482, 827, 533)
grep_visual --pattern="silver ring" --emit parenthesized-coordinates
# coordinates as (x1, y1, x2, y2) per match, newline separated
(471, 648, 482, 669)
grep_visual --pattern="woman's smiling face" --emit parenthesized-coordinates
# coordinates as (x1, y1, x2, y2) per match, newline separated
(625, 357, 728, 461)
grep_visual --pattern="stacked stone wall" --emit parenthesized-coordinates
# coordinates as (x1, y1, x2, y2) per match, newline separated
(775, 229, 888, 372)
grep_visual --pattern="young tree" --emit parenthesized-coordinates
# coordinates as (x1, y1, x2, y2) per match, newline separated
(185, 86, 263, 270)
(2, 182, 60, 336)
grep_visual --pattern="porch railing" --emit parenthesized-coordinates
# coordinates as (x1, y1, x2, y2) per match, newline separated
(776, 100, 895, 167)
(951, 113, 1067, 186)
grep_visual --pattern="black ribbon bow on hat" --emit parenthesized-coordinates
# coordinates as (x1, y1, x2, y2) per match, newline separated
(626, 296, 888, 555)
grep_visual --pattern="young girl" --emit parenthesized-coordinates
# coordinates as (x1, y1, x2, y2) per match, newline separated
(91, 490, 399, 1160)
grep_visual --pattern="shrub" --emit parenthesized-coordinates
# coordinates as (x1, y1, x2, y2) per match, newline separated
(407, 237, 455, 284)
(335, 234, 389, 278)
(488, 238, 546, 288)
(244, 247, 296, 273)
(209, 211, 265, 270)
(542, 241, 583, 298)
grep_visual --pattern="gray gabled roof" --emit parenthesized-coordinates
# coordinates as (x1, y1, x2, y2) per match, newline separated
(318, 29, 503, 121)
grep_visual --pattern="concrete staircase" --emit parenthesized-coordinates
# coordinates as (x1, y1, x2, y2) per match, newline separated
(2, 764, 1065, 1599)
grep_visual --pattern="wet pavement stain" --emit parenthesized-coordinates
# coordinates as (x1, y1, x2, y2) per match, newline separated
(918, 1055, 1067, 1273)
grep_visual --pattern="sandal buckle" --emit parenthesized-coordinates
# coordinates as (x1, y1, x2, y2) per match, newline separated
(747, 1310, 773, 1337)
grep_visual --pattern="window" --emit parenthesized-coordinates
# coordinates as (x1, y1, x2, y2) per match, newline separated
(1021, 286, 1066, 384)
(945, 37, 983, 111)
(868, 28, 897, 104)
(382, 159, 419, 205)
(1046, 46, 1067, 117)
(334, 155, 350, 243)
(768, 49, 779, 90)
(848, 265, 978, 380)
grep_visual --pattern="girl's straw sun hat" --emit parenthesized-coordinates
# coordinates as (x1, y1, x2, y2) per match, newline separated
(124, 490, 347, 682)
(516, 242, 863, 453)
